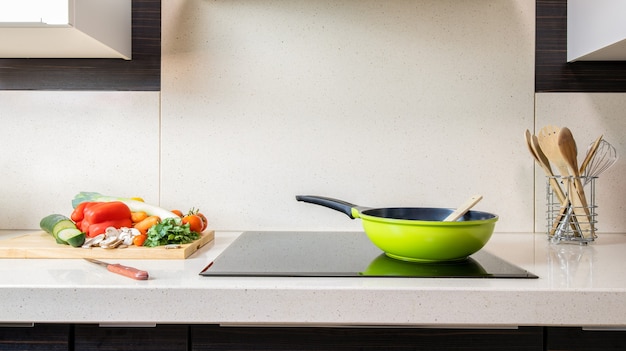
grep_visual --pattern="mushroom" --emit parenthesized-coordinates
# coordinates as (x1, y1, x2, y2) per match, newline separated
(81, 233, 106, 249)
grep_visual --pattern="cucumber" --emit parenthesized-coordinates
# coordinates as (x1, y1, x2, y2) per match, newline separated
(56, 228, 86, 247)
(40, 214, 78, 245)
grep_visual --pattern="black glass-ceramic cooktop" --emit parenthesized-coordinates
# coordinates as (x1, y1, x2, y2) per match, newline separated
(200, 231, 538, 279)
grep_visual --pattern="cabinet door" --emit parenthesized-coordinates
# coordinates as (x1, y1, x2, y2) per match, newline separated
(74, 324, 188, 351)
(0, 0, 160, 91)
(547, 327, 626, 351)
(0, 324, 69, 351)
(191, 325, 543, 351)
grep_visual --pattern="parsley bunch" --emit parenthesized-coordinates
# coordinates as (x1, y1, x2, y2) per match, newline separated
(144, 217, 200, 247)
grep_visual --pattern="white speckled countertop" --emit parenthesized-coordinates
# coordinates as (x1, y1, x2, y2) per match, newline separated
(1, 230, 625, 328)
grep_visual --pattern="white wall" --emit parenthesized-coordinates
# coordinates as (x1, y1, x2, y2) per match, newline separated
(1, 1, 624, 234)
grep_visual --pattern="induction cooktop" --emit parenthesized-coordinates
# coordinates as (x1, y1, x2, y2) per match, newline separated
(200, 231, 538, 279)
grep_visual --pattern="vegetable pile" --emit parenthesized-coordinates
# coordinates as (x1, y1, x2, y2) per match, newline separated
(39, 192, 208, 249)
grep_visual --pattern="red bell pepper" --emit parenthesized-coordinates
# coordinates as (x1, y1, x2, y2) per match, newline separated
(87, 219, 133, 237)
(83, 202, 131, 224)
(72, 201, 132, 237)
(71, 201, 92, 222)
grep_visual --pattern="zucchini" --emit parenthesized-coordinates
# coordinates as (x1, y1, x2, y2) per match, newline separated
(56, 228, 86, 247)
(40, 214, 79, 245)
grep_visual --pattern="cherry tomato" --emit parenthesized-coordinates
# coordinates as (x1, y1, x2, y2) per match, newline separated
(196, 212, 208, 231)
(182, 215, 203, 233)
(186, 208, 207, 231)
(171, 209, 183, 217)
(133, 234, 147, 246)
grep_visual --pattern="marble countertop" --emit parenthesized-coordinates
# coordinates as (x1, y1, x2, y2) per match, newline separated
(1, 230, 625, 328)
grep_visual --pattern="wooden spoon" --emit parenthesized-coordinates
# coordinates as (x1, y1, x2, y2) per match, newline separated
(525, 130, 566, 204)
(579, 134, 603, 175)
(526, 130, 572, 235)
(557, 127, 593, 238)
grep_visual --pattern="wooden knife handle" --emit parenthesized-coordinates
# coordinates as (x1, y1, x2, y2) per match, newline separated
(107, 264, 149, 280)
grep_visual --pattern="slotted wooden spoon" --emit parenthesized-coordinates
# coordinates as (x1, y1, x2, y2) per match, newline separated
(537, 126, 571, 182)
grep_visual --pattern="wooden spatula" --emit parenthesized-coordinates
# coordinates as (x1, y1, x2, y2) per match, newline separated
(443, 195, 483, 222)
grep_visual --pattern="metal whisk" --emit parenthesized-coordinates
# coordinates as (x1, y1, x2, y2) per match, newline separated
(553, 139, 618, 243)
(583, 139, 618, 184)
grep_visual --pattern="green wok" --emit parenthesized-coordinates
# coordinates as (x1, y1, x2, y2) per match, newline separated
(296, 195, 498, 262)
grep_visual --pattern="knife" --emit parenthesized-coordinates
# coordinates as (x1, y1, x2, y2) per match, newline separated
(84, 258, 149, 280)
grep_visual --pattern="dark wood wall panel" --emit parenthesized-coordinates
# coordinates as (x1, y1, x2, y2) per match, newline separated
(0, 0, 161, 91)
(4, 0, 625, 92)
(536, 0, 626, 92)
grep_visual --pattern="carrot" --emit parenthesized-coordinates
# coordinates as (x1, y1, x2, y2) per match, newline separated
(131, 211, 148, 223)
(171, 209, 183, 217)
(133, 234, 148, 246)
(133, 215, 160, 235)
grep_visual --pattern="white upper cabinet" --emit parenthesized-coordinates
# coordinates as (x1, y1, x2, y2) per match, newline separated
(0, 0, 131, 60)
(568, 0, 626, 61)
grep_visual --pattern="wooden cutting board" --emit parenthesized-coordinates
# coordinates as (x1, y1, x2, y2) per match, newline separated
(0, 230, 214, 259)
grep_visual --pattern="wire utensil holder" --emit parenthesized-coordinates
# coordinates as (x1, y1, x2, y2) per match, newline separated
(546, 176, 597, 244)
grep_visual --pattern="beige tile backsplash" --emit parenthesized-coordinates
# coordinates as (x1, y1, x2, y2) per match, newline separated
(1, 1, 623, 234)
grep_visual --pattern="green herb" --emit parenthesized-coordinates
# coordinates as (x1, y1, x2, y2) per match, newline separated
(144, 217, 200, 247)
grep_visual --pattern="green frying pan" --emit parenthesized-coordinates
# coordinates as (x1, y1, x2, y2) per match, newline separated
(296, 195, 498, 262)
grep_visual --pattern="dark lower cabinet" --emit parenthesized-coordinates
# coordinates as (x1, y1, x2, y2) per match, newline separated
(74, 324, 189, 351)
(546, 327, 626, 351)
(0, 324, 69, 351)
(2, 324, 626, 350)
(190, 325, 543, 351)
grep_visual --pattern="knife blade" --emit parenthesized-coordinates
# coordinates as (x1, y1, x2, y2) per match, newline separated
(84, 258, 149, 280)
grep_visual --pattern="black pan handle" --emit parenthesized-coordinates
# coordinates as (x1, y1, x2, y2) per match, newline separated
(295, 195, 358, 219)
